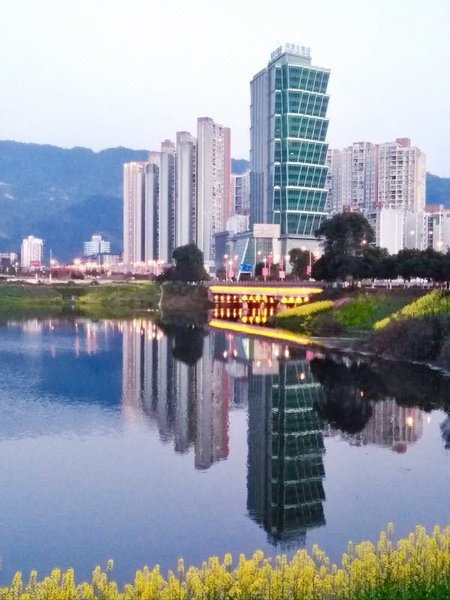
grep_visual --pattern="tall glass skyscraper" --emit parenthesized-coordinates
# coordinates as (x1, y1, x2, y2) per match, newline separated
(250, 44, 330, 253)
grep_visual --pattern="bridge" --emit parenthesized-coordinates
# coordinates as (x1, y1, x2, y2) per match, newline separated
(208, 283, 323, 325)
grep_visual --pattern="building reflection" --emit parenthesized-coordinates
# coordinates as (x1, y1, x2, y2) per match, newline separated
(121, 320, 229, 469)
(351, 400, 423, 453)
(213, 332, 327, 545)
(246, 352, 326, 546)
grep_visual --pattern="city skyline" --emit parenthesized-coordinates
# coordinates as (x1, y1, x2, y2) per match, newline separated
(1, 1, 449, 176)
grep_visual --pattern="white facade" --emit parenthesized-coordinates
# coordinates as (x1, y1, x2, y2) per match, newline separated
(21, 235, 43, 268)
(159, 140, 176, 263)
(175, 131, 197, 249)
(231, 171, 250, 215)
(378, 138, 426, 214)
(327, 138, 426, 220)
(123, 161, 147, 267)
(373, 208, 405, 255)
(226, 214, 249, 235)
(196, 117, 231, 271)
(425, 205, 450, 252)
(83, 235, 111, 257)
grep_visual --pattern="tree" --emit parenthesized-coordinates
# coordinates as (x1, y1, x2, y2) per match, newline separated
(289, 249, 310, 278)
(316, 212, 375, 257)
(313, 213, 375, 281)
(172, 244, 209, 282)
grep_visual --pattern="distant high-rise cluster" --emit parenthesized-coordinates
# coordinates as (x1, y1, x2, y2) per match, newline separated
(123, 117, 231, 273)
(326, 138, 428, 253)
(326, 138, 426, 216)
(21, 235, 43, 269)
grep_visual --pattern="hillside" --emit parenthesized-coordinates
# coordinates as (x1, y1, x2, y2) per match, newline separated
(0, 140, 447, 262)
(426, 173, 450, 206)
(0, 141, 148, 261)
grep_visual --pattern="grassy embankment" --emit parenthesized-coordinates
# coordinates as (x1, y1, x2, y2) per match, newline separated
(0, 525, 448, 600)
(0, 283, 160, 318)
(274, 288, 450, 366)
(273, 289, 421, 336)
(371, 289, 450, 364)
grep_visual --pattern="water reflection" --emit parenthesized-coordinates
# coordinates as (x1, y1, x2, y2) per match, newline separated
(122, 320, 229, 469)
(0, 316, 448, 576)
(246, 358, 326, 546)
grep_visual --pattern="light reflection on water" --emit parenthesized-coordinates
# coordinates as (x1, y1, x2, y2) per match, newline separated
(0, 318, 448, 584)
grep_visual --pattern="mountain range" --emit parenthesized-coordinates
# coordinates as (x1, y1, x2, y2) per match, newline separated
(0, 140, 449, 261)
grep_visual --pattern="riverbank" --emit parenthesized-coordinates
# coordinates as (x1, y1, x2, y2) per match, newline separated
(0, 282, 160, 318)
(271, 288, 450, 368)
(1, 525, 448, 600)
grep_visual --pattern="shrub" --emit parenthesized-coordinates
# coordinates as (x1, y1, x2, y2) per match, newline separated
(275, 300, 333, 333)
(309, 312, 345, 336)
(371, 316, 449, 361)
(438, 336, 450, 370)
(374, 289, 450, 329)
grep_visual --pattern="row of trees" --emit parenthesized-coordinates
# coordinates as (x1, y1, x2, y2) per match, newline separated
(299, 212, 450, 283)
(158, 213, 450, 284)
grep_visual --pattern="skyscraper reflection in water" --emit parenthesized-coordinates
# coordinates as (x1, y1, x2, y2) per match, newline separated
(121, 320, 229, 469)
(247, 354, 326, 546)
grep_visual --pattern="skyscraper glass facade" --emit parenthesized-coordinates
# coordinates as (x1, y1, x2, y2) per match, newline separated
(250, 45, 330, 247)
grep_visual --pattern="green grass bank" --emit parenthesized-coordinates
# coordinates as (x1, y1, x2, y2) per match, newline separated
(0, 282, 160, 318)
(273, 289, 421, 336)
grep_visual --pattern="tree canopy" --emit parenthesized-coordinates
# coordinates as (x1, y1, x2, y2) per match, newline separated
(171, 244, 209, 282)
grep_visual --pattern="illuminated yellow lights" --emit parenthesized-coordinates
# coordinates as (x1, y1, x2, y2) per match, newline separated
(210, 285, 322, 297)
(208, 319, 311, 346)
(406, 416, 414, 427)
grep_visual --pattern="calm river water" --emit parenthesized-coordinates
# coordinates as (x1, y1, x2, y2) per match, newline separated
(0, 317, 448, 584)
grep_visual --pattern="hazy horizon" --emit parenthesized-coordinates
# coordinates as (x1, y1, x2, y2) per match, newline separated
(1, 0, 449, 176)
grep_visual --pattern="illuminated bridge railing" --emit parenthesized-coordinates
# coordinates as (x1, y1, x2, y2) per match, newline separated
(209, 285, 323, 326)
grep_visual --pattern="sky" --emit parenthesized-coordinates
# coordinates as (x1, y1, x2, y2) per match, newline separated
(1, 0, 449, 176)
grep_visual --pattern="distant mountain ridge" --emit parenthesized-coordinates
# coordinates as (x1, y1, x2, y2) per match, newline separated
(0, 140, 447, 261)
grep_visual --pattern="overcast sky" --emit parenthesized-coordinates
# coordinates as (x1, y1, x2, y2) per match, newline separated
(1, 0, 449, 175)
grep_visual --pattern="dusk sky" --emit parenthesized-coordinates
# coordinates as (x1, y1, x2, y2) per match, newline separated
(1, 0, 449, 175)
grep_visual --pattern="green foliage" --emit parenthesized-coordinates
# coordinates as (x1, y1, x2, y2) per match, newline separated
(161, 244, 209, 282)
(335, 293, 417, 330)
(0, 284, 62, 308)
(0, 525, 448, 600)
(75, 283, 160, 316)
(288, 248, 310, 278)
(371, 316, 449, 361)
(274, 300, 333, 332)
(374, 290, 450, 329)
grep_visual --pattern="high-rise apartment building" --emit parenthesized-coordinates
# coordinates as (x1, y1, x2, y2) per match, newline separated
(327, 138, 425, 216)
(326, 138, 426, 251)
(123, 161, 148, 267)
(250, 44, 330, 254)
(159, 140, 176, 263)
(83, 234, 111, 257)
(21, 235, 44, 269)
(377, 138, 426, 214)
(231, 171, 250, 215)
(196, 117, 231, 270)
(175, 131, 197, 248)
(124, 120, 230, 272)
